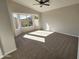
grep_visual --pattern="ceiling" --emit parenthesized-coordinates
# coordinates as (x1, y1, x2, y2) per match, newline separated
(13, 0, 79, 13)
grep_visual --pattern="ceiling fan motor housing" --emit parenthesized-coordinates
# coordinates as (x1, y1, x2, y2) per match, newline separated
(34, 0, 50, 7)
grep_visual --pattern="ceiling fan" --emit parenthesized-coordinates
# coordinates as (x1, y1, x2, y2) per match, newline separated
(33, 0, 50, 7)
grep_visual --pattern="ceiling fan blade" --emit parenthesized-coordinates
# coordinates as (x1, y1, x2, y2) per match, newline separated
(40, 0, 44, 2)
(44, 0, 49, 3)
(43, 4, 50, 6)
(35, 0, 40, 2)
(33, 4, 40, 5)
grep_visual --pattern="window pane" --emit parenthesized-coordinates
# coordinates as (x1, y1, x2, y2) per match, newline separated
(20, 15, 33, 27)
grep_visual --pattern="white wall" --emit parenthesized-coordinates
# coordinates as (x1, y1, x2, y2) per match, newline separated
(41, 4, 79, 36)
(7, 0, 41, 36)
(0, 0, 16, 56)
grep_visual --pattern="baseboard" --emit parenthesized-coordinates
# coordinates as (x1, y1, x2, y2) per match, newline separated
(56, 32, 78, 37)
(4, 48, 17, 57)
(77, 37, 79, 59)
(0, 49, 4, 59)
(0, 48, 17, 59)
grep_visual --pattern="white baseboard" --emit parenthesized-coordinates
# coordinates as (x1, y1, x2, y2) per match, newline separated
(0, 48, 17, 59)
(4, 48, 17, 56)
(0, 49, 4, 59)
(77, 37, 79, 59)
(56, 32, 78, 37)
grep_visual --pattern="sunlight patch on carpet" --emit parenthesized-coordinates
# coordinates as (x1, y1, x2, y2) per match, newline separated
(23, 34, 45, 43)
(29, 30, 53, 37)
